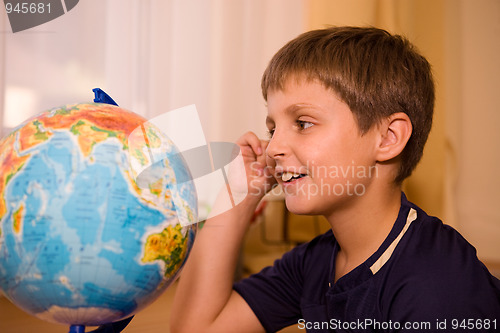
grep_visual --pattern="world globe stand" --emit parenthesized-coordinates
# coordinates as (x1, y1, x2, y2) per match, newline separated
(92, 88, 118, 106)
(69, 325, 84, 333)
(67, 315, 134, 333)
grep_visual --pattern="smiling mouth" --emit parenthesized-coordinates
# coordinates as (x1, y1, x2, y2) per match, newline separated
(281, 172, 307, 183)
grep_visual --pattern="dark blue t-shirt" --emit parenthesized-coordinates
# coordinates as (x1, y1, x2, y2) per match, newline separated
(234, 193, 500, 332)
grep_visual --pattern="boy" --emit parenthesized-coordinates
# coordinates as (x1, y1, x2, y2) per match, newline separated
(171, 27, 500, 332)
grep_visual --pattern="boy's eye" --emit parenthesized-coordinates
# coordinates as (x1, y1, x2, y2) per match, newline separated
(297, 120, 314, 131)
(267, 128, 275, 138)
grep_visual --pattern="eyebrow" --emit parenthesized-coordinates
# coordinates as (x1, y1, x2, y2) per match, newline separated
(266, 103, 317, 125)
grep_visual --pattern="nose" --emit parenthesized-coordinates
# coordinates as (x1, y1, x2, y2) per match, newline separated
(265, 129, 288, 160)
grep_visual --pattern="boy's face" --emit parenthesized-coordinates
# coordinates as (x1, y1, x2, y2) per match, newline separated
(265, 77, 380, 216)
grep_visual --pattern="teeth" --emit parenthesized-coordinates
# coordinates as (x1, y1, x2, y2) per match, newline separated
(281, 172, 302, 182)
(282, 172, 293, 182)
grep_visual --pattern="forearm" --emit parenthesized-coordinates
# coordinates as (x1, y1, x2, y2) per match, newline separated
(170, 193, 262, 332)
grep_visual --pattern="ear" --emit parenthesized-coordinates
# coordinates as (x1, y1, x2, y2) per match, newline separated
(375, 112, 412, 162)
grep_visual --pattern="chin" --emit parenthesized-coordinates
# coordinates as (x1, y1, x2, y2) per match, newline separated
(284, 195, 319, 215)
(284, 190, 354, 217)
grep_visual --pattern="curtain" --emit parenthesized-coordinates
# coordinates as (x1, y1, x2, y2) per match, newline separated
(0, 0, 305, 137)
(102, 0, 305, 142)
(0, 0, 306, 220)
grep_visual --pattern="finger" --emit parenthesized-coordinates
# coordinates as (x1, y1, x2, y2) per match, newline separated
(236, 132, 263, 156)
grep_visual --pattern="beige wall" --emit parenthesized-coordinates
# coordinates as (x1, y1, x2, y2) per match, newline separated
(447, 0, 500, 263)
(306, 0, 447, 218)
(306, 0, 500, 262)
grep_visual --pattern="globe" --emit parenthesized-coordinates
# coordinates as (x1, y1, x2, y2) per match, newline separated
(0, 103, 197, 329)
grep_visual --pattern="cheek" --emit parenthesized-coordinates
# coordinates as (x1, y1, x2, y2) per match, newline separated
(307, 141, 348, 168)
(265, 155, 275, 168)
(307, 148, 371, 184)
(351, 136, 378, 165)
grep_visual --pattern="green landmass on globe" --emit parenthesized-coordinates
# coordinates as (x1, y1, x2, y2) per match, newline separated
(142, 224, 190, 278)
(0, 103, 197, 327)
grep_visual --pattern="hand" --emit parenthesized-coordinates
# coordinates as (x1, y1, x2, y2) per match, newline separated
(231, 131, 277, 202)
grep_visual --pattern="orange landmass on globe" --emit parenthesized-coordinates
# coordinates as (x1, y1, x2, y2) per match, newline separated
(12, 204, 24, 234)
(127, 121, 166, 168)
(70, 119, 116, 157)
(18, 119, 53, 152)
(141, 224, 189, 278)
(149, 178, 164, 196)
(0, 134, 31, 219)
(39, 104, 149, 157)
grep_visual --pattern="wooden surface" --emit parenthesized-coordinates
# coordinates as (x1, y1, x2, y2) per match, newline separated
(0, 281, 300, 333)
(0, 282, 177, 333)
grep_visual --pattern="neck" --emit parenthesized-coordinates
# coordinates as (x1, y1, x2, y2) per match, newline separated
(326, 183, 402, 280)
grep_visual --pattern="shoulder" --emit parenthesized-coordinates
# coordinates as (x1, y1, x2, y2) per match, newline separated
(234, 229, 335, 297)
(232, 230, 336, 332)
(261, 229, 335, 281)
(235, 229, 334, 287)
(267, 229, 335, 270)
(381, 204, 500, 320)
(400, 206, 484, 276)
